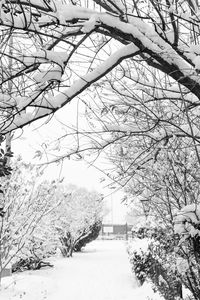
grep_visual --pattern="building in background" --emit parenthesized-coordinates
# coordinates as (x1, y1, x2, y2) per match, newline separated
(101, 193, 132, 239)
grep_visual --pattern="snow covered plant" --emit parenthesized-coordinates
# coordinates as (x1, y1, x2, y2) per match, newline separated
(128, 223, 182, 300)
(51, 185, 103, 257)
(73, 220, 102, 252)
(173, 204, 200, 299)
(174, 204, 200, 239)
(0, 158, 62, 279)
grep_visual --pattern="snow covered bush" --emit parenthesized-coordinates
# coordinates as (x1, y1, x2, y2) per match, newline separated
(113, 138, 200, 299)
(0, 158, 62, 279)
(74, 220, 102, 252)
(128, 223, 183, 300)
(128, 204, 200, 300)
(127, 237, 152, 285)
(0, 161, 103, 277)
(52, 185, 103, 257)
(12, 213, 59, 272)
(173, 204, 200, 299)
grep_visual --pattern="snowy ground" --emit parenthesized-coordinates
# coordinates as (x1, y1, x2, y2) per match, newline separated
(0, 240, 162, 300)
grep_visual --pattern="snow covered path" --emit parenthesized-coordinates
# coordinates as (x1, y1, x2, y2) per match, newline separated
(0, 240, 162, 300)
(48, 240, 137, 300)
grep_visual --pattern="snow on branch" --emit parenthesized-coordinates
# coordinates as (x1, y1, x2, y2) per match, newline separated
(22, 50, 68, 68)
(2, 43, 140, 133)
(93, 0, 126, 15)
(174, 204, 200, 239)
(1, 0, 200, 134)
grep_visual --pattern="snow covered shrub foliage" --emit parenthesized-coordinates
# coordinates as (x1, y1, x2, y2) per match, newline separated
(173, 204, 200, 299)
(0, 158, 62, 277)
(74, 220, 102, 252)
(0, 167, 103, 276)
(127, 238, 152, 285)
(128, 224, 182, 300)
(12, 214, 59, 272)
(12, 256, 54, 273)
(52, 185, 103, 257)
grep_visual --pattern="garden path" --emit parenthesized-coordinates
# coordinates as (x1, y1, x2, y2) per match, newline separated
(1, 240, 161, 300)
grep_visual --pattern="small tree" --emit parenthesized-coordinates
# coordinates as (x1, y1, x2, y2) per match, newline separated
(52, 185, 103, 257)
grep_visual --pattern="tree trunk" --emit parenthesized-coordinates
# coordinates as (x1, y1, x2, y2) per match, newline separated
(59, 233, 74, 257)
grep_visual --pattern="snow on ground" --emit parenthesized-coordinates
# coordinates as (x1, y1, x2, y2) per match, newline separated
(0, 240, 162, 300)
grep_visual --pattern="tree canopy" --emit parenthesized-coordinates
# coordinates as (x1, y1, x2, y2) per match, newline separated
(1, 0, 200, 135)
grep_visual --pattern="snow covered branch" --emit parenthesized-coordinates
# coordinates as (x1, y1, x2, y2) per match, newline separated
(1, 0, 200, 133)
(1, 44, 140, 133)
